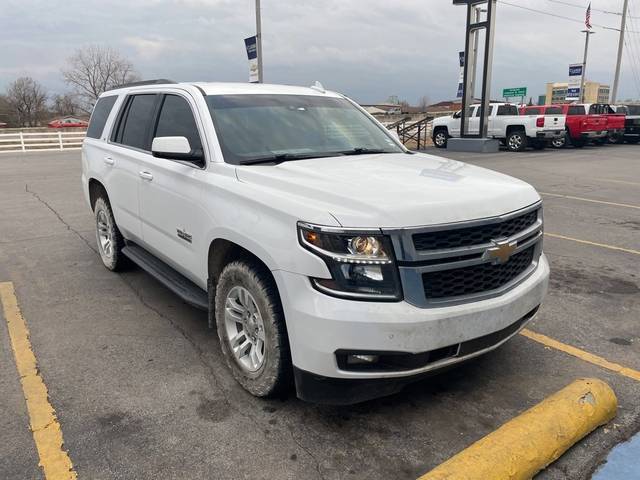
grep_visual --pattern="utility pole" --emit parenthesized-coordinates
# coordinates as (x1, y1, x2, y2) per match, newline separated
(580, 30, 595, 103)
(611, 0, 629, 103)
(255, 0, 264, 83)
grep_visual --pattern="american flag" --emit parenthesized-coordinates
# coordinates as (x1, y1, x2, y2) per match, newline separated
(585, 2, 592, 30)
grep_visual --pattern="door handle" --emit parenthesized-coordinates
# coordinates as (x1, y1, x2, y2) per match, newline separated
(139, 171, 154, 181)
(103, 156, 115, 166)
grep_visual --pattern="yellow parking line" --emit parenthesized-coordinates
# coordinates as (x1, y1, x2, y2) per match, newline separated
(539, 191, 640, 210)
(521, 329, 640, 382)
(544, 233, 640, 256)
(0, 282, 76, 480)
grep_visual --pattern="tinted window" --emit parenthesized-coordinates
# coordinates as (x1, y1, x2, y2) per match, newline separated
(154, 95, 203, 153)
(545, 107, 563, 115)
(525, 107, 542, 115)
(119, 94, 157, 150)
(628, 105, 640, 115)
(86, 96, 117, 139)
(497, 105, 518, 116)
(567, 105, 585, 115)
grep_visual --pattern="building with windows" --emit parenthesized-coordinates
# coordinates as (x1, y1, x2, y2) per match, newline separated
(545, 81, 610, 104)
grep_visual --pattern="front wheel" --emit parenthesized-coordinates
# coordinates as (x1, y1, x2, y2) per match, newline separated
(432, 129, 448, 148)
(215, 261, 292, 397)
(506, 130, 527, 152)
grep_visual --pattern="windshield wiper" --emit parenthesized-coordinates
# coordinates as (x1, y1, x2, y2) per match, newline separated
(239, 153, 328, 165)
(337, 147, 389, 155)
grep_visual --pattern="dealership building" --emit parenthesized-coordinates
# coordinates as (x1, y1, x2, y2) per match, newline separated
(545, 81, 611, 104)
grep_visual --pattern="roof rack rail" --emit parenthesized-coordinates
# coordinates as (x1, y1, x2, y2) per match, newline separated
(109, 79, 177, 90)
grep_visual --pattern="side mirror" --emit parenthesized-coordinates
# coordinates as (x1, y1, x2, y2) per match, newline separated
(152, 136, 204, 165)
(453, 111, 461, 119)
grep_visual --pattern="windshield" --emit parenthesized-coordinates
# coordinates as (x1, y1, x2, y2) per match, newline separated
(626, 105, 640, 115)
(206, 94, 403, 164)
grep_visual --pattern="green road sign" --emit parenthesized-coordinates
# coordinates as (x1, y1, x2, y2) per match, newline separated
(502, 87, 527, 97)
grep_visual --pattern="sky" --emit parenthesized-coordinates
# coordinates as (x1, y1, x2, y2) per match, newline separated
(1, 0, 640, 104)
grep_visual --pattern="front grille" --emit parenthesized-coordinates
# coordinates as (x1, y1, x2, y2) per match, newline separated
(422, 246, 535, 299)
(413, 209, 538, 251)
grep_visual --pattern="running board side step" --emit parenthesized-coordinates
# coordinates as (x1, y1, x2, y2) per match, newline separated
(122, 244, 208, 311)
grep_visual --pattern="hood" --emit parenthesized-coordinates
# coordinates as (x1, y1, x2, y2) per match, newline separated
(235, 152, 540, 228)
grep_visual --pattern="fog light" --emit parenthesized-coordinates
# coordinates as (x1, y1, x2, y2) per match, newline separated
(347, 354, 379, 365)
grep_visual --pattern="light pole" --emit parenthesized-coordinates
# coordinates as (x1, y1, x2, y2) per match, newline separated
(579, 30, 595, 103)
(611, 0, 629, 103)
(255, 0, 264, 83)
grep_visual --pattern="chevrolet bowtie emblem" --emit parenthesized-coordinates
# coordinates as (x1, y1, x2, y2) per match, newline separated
(485, 240, 517, 264)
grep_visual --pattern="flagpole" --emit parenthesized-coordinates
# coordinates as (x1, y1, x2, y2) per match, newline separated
(255, 0, 263, 83)
(580, 29, 594, 103)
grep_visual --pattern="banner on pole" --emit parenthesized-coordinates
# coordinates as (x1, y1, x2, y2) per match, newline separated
(456, 51, 465, 98)
(566, 63, 583, 101)
(244, 36, 259, 83)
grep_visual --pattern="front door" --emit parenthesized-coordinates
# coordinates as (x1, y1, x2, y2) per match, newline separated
(138, 93, 210, 287)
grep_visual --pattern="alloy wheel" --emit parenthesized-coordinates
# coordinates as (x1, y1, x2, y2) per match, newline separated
(224, 286, 266, 373)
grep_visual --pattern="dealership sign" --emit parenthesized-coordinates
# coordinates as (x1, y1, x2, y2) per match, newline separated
(456, 51, 465, 98)
(244, 36, 259, 83)
(567, 63, 583, 101)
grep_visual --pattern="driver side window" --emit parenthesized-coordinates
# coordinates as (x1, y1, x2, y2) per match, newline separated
(154, 95, 203, 155)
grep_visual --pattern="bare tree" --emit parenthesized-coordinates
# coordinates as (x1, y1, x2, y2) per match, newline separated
(51, 93, 80, 117)
(417, 95, 431, 111)
(62, 46, 139, 112)
(5, 77, 48, 127)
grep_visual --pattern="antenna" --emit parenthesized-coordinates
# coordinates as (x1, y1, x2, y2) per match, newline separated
(310, 81, 325, 93)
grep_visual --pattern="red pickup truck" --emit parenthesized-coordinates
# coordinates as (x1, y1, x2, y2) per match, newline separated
(584, 104, 626, 144)
(520, 104, 606, 148)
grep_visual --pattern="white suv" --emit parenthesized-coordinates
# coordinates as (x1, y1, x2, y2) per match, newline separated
(82, 80, 549, 404)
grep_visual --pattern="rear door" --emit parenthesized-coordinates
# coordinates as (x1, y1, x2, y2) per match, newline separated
(137, 92, 210, 286)
(106, 93, 160, 242)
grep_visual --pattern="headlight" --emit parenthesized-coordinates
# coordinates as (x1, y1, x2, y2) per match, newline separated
(298, 222, 402, 301)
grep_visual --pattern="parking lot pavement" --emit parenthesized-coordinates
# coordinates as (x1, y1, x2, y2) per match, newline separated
(0, 148, 638, 480)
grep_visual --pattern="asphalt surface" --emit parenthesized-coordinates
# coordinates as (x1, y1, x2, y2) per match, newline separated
(0, 144, 638, 480)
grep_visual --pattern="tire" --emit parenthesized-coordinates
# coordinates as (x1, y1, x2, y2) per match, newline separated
(594, 138, 607, 145)
(506, 130, 527, 152)
(551, 135, 566, 149)
(626, 137, 640, 144)
(608, 133, 624, 144)
(432, 129, 448, 148)
(215, 260, 291, 397)
(94, 196, 128, 271)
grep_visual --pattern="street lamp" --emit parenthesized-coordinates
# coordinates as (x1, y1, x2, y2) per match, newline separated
(579, 29, 595, 103)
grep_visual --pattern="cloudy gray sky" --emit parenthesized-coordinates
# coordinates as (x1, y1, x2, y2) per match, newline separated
(2, 0, 640, 104)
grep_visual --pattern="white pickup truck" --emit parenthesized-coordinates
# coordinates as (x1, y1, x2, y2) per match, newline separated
(432, 103, 566, 151)
(82, 81, 548, 405)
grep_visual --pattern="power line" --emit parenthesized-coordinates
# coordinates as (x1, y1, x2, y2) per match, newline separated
(546, 0, 627, 17)
(498, 1, 639, 33)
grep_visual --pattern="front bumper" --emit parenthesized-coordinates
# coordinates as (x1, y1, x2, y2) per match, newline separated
(274, 253, 549, 403)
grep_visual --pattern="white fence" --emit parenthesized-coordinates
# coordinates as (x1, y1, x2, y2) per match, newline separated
(0, 130, 87, 153)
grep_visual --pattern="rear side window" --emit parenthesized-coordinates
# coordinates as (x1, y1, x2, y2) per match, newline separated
(497, 105, 518, 116)
(114, 94, 158, 150)
(86, 96, 117, 139)
(567, 105, 585, 115)
(525, 107, 542, 115)
(154, 95, 203, 153)
(545, 107, 563, 115)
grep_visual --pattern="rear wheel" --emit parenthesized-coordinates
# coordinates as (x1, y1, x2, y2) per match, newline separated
(551, 135, 566, 148)
(506, 130, 527, 152)
(432, 129, 448, 148)
(215, 260, 292, 397)
(571, 137, 585, 148)
(94, 197, 128, 271)
(608, 132, 624, 144)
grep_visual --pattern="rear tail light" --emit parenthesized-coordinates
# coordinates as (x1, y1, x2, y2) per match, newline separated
(536, 117, 545, 127)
